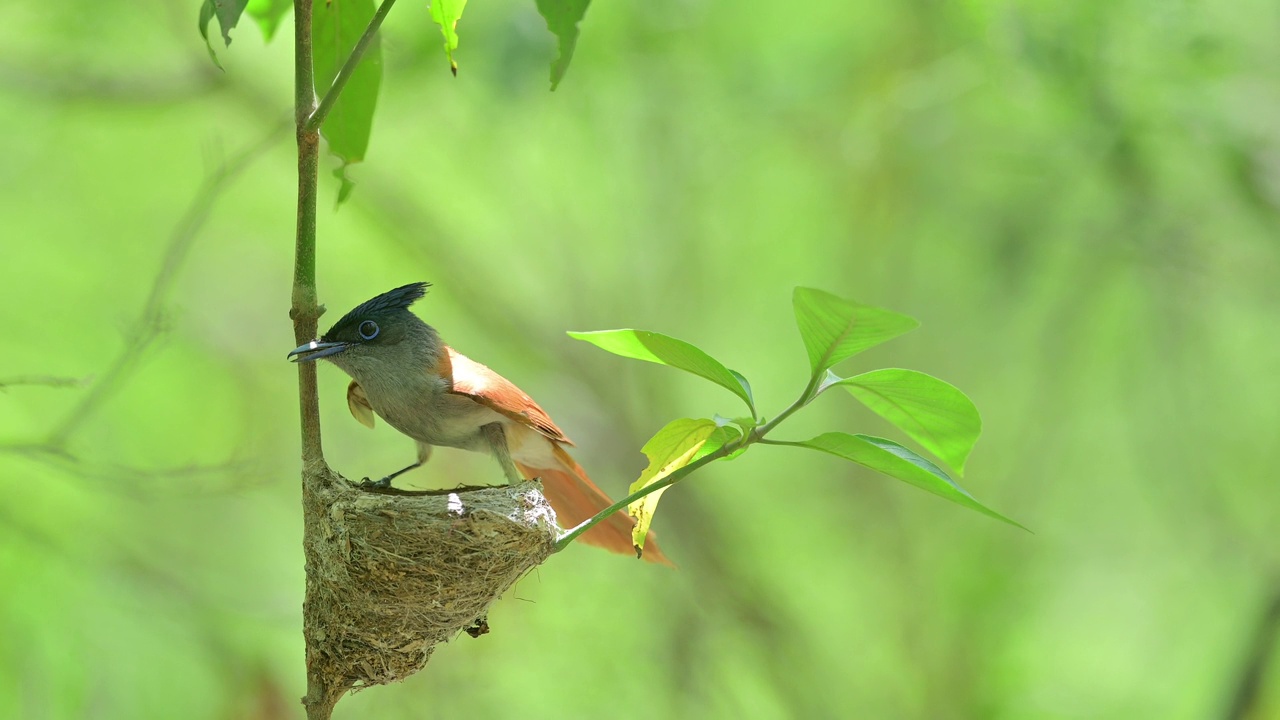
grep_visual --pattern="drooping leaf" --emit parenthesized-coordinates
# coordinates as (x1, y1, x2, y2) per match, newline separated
(246, 0, 292, 41)
(792, 287, 919, 378)
(793, 433, 1024, 529)
(428, 0, 469, 74)
(827, 369, 981, 475)
(568, 329, 754, 413)
(313, 0, 382, 205)
(628, 418, 717, 555)
(198, 0, 250, 67)
(534, 0, 590, 90)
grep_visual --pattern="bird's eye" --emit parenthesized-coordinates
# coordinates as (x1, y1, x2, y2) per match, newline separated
(358, 320, 379, 340)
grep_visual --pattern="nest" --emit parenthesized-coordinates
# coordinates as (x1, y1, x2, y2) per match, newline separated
(302, 468, 558, 691)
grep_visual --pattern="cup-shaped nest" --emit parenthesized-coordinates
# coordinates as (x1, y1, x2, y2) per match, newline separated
(302, 473, 558, 691)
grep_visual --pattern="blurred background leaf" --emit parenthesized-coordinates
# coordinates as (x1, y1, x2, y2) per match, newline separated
(1, 0, 1279, 718)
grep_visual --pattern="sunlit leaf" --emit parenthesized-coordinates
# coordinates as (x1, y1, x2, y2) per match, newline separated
(198, 0, 249, 68)
(827, 369, 981, 475)
(568, 329, 754, 413)
(534, 0, 590, 90)
(428, 0, 469, 75)
(313, 0, 382, 205)
(792, 433, 1024, 529)
(628, 418, 717, 555)
(792, 287, 919, 378)
(246, 0, 291, 41)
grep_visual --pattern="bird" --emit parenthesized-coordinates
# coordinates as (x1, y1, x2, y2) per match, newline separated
(287, 282, 670, 565)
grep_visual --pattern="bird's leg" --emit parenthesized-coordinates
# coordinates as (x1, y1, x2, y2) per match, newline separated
(361, 442, 434, 489)
(360, 462, 422, 489)
(481, 422, 523, 484)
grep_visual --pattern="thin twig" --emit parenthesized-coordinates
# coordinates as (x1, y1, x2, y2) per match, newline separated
(0, 375, 89, 391)
(305, 0, 398, 134)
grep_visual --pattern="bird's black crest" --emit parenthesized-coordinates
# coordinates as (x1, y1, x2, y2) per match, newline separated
(323, 282, 430, 337)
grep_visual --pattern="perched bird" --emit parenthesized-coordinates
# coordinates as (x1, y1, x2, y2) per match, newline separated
(288, 282, 669, 565)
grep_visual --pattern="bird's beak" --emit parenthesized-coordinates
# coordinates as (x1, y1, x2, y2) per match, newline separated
(287, 340, 349, 363)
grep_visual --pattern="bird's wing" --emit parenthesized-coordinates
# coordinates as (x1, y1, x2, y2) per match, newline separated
(347, 380, 376, 429)
(444, 346, 574, 445)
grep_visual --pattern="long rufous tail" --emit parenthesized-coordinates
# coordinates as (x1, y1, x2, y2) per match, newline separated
(516, 446, 672, 566)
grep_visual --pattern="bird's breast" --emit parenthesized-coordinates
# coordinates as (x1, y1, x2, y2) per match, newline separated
(362, 373, 505, 452)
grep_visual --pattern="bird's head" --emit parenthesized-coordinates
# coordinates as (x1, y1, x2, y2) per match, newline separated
(287, 282, 432, 370)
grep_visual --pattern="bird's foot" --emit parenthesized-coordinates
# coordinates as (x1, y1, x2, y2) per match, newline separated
(359, 476, 392, 489)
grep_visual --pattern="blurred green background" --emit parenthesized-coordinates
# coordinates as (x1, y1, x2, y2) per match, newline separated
(2, 0, 1279, 718)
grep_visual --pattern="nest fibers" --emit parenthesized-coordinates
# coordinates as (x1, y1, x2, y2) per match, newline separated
(303, 471, 558, 690)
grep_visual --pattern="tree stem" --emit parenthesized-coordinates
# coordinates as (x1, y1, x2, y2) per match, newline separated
(305, 0, 398, 134)
(291, 1, 340, 718)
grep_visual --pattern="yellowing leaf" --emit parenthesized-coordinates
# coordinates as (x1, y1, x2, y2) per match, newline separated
(627, 418, 717, 555)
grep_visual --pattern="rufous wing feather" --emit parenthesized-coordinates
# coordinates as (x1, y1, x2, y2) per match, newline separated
(444, 345, 671, 565)
(445, 346, 573, 445)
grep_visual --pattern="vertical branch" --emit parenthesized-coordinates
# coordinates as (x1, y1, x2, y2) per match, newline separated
(291, 1, 344, 719)
(292, 0, 324, 466)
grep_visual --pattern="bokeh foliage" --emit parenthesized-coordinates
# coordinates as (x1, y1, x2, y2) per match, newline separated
(1, 0, 1279, 718)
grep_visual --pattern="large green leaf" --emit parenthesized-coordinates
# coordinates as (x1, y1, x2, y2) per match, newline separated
(827, 369, 981, 475)
(792, 288, 919, 378)
(428, 0, 469, 74)
(198, 0, 250, 67)
(793, 433, 1024, 529)
(568, 329, 754, 413)
(628, 418, 718, 556)
(313, 0, 383, 203)
(246, 0, 292, 41)
(534, 0, 590, 90)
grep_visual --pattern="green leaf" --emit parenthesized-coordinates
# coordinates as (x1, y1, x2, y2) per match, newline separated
(793, 433, 1024, 529)
(198, 0, 249, 68)
(198, 0, 222, 68)
(628, 418, 718, 555)
(246, 0, 292, 41)
(428, 0, 469, 75)
(792, 287, 919, 378)
(828, 369, 981, 475)
(534, 0, 591, 90)
(313, 0, 382, 205)
(693, 423, 743, 463)
(568, 329, 755, 414)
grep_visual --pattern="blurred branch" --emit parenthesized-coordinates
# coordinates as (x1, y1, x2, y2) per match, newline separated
(1224, 580, 1280, 720)
(0, 58, 224, 104)
(44, 122, 287, 449)
(0, 119, 284, 497)
(0, 441, 261, 496)
(0, 375, 90, 391)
